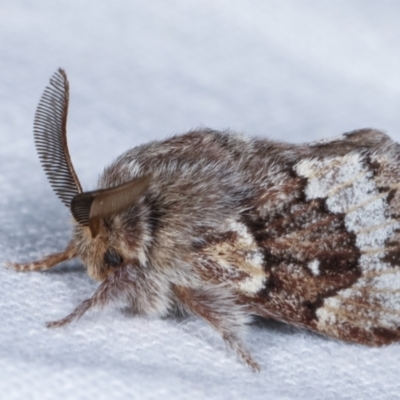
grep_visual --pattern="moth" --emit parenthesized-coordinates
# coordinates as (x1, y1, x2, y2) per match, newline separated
(8, 69, 400, 371)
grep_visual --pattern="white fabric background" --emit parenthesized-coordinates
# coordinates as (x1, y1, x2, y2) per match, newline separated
(1, 1, 400, 399)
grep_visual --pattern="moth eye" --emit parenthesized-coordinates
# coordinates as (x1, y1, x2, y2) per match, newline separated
(103, 249, 123, 267)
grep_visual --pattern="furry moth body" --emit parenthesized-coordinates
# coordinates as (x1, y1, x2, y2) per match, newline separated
(9, 69, 400, 371)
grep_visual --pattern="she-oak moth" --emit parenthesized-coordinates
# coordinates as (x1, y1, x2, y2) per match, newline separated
(8, 69, 400, 371)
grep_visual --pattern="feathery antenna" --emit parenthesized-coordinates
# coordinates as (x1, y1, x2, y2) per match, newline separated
(34, 68, 82, 207)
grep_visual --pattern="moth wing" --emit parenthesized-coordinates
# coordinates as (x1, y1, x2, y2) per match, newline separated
(295, 129, 400, 344)
(260, 129, 400, 344)
(196, 129, 400, 345)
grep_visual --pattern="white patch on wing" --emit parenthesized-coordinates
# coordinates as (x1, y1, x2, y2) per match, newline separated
(316, 296, 340, 325)
(229, 220, 255, 246)
(296, 152, 400, 330)
(239, 275, 267, 295)
(229, 220, 267, 295)
(206, 220, 267, 296)
(308, 259, 320, 276)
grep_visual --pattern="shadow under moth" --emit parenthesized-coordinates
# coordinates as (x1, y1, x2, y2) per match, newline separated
(8, 69, 400, 371)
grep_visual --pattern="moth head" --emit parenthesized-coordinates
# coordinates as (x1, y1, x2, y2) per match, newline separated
(34, 69, 151, 280)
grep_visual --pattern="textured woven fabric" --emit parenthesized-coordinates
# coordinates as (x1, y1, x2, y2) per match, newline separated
(1, 1, 400, 399)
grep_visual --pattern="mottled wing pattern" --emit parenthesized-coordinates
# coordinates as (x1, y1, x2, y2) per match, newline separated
(253, 130, 400, 344)
(294, 132, 400, 344)
(193, 221, 268, 296)
(195, 129, 400, 345)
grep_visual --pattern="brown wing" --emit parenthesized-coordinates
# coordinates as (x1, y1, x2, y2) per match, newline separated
(253, 129, 400, 345)
(196, 129, 400, 345)
(34, 69, 82, 207)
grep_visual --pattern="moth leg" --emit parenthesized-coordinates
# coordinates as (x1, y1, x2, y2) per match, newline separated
(47, 298, 95, 328)
(6, 242, 76, 272)
(173, 285, 260, 372)
(46, 267, 123, 328)
(46, 264, 168, 328)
